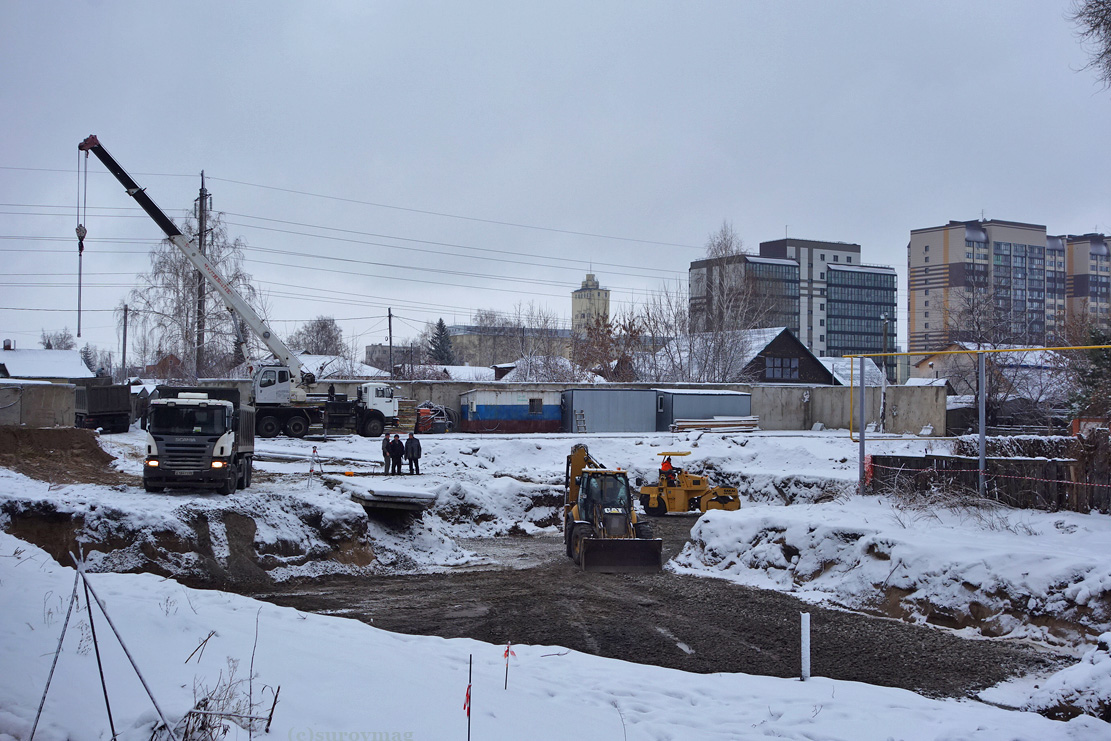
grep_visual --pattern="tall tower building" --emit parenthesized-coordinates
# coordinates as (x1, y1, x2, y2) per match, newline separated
(571, 273, 610, 336)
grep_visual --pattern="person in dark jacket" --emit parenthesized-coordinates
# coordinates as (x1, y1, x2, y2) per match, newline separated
(388, 434, 405, 475)
(405, 432, 422, 475)
(381, 434, 391, 474)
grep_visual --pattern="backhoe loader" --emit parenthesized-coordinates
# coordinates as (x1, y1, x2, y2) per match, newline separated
(638, 451, 740, 515)
(564, 444, 663, 573)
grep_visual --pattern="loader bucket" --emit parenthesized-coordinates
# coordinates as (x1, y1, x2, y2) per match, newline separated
(580, 537, 663, 573)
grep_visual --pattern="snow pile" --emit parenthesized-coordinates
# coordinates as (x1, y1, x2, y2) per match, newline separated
(1027, 633, 1111, 721)
(670, 499, 1111, 644)
(1, 531, 1107, 740)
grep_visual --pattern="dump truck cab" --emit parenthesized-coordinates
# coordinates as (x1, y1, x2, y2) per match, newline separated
(144, 389, 255, 496)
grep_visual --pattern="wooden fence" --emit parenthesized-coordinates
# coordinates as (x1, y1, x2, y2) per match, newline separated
(868, 432, 1111, 514)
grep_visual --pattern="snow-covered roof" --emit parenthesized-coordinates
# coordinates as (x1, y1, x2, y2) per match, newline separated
(437, 365, 496, 382)
(652, 388, 751, 396)
(746, 256, 799, 267)
(0, 349, 94, 379)
(820, 357, 886, 386)
(905, 377, 949, 387)
(231, 354, 388, 380)
(640, 327, 793, 383)
(499, 356, 604, 383)
(827, 263, 897, 275)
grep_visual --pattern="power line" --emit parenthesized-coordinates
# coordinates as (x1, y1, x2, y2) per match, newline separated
(209, 175, 701, 250)
(0, 204, 686, 277)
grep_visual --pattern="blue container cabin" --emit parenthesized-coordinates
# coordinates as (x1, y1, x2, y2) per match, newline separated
(460, 388, 562, 433)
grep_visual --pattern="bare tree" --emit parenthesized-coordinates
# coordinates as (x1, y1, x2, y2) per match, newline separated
(127, 212, 261, 381)
(288, 316, 346, 357)
(634, 279, 691, 382)
(1071, 0, 1111, 88)
(572, 309, 644, 381)
(650, 221, 770, 382)
(39, 327, 76, 350)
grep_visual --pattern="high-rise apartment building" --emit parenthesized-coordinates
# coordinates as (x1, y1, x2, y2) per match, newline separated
(571, 273, 610, 337)
(759, 238, 896, 361)
(907, 219, 1108, 353)
(1065, 234, 1111, 329)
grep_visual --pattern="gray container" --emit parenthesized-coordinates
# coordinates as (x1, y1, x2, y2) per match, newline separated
(561, 388, 658, 433)
(655, 389, 752, 431)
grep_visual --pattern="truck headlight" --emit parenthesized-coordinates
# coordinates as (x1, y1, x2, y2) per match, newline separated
(146, 459, 159, 467)
(211, 461, 226, 469)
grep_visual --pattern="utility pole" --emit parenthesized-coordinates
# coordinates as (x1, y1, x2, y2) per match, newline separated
(194, 172, 210, 378)
(121, 304, 128, 381)
(388, 308, 394, 378)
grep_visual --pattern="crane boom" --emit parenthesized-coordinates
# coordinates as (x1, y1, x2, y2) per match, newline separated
(78, 135, 306, 385)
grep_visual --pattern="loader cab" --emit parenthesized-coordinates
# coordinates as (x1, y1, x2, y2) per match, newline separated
(577, 470, 631, 522)
(254, 366, 292, 405)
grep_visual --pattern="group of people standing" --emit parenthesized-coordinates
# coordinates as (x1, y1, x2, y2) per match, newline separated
(382, 432, 422, 475)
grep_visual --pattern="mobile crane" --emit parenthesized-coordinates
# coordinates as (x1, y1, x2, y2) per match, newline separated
(78, 135, 398, 439)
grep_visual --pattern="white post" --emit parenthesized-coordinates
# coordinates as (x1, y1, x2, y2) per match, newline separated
(800, 612, 811, 681)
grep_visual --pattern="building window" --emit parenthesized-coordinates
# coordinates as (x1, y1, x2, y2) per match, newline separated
(528, 398, 543, 415)
(819, 334, 825, 342)
(819, 319, 825, 326)
(925, 323, 929, 329)
(819, 273, 825, 280)
(924, 245, 930, 252)
(847, 256, 852, 263)
(833, 255, 839, 262)
(820, 253, 826, 260)
(765, 357, 799, 380)
(924, 256, 930, 263)
(819, 303, 824, 310)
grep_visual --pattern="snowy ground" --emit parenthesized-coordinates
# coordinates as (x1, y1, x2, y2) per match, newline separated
(2, 531, 1108, 741)
(3, 426, 1111, 730)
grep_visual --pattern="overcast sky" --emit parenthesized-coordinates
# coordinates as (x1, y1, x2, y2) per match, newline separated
(2, 1, 1107, 361)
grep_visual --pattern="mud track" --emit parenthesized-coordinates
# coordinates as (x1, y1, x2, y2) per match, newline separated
(251, 516, 1063, 699)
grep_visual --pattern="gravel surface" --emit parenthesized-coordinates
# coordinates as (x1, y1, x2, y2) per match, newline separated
(250, 515, 1065, 698)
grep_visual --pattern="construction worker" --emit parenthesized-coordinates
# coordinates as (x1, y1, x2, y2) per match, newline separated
(660, 456, 677, 487)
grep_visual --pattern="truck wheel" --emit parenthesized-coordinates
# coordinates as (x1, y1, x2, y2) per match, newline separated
(143, 482, 164, 493)
(258, 416, 281, 438)
(237, 463, 247, 490)
(285, 416, 309, 438)
(362, 417, 384, 438)
(218, 467, 237, 496)
(634, 521, 654, 539)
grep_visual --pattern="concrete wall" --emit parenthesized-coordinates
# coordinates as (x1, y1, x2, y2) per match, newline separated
(190, 378, 947, 436)
(885, 385, 947, 435)
(0, 382, 76, 427)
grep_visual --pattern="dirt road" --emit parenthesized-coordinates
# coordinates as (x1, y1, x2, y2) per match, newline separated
(252, 516, 1062, 698)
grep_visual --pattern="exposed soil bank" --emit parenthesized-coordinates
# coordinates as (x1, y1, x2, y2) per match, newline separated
(249, 517, 1066, 699)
